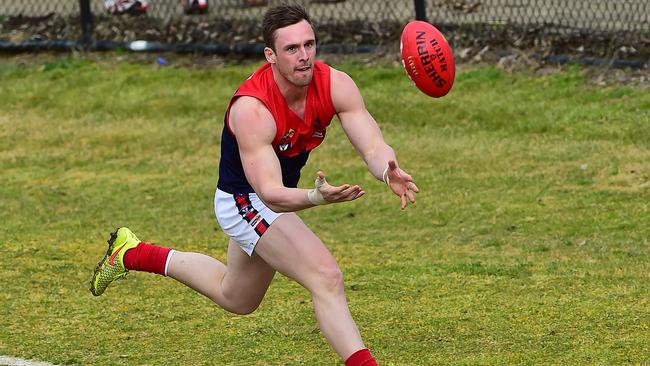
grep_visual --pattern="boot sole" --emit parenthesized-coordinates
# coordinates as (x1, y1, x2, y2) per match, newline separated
(89, 229, 119, 296)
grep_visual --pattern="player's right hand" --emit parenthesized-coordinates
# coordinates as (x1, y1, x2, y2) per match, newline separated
(314, 171, 365, 203)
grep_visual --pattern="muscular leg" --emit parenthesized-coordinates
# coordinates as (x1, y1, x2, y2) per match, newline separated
(166, 239, 275, 315)
(253, 213, 365, 361)
(161, 213, 365, 359)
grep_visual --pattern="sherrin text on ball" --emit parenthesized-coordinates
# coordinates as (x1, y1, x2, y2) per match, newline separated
(400, 20, 455, 98)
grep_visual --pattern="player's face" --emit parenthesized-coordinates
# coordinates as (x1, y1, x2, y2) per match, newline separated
(267, 20, 316, 87)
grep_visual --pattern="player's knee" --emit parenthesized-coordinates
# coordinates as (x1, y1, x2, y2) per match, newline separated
(314, 261, 344, 294)
(223, 299, 262, 315)
(230, 303, 260, 316)
(211, 288, 262, 315)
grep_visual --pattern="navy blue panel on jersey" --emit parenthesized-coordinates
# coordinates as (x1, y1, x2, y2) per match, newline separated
(217, 125, 310, 194)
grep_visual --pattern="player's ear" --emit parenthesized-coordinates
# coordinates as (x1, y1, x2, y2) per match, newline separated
(264, 47, 277, 64)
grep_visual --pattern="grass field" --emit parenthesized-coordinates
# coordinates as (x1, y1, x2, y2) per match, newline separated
(0, 55, 649, 366)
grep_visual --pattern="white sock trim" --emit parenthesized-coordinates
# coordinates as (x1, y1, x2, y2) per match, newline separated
(164, 249, 175, 276)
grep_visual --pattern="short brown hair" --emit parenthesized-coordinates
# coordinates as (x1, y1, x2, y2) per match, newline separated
(262, 4, 315, 51)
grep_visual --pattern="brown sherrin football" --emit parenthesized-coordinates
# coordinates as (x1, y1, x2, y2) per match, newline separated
(400, 21, 455, 98)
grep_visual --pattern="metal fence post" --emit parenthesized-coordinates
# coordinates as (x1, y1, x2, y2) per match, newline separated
(79, 0, 93, 47)
(414, 0, 427, 22)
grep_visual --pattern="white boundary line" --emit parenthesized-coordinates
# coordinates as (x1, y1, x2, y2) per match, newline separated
(0, 356, 62, 366)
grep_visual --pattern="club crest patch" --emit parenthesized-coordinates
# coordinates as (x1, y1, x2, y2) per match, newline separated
(280, 128, 295, 140)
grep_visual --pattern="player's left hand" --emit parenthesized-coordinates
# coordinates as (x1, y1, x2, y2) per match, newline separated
(384, 160, 419, 209)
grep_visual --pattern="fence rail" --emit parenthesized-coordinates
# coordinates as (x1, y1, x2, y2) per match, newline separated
(1, 0, 649, 64)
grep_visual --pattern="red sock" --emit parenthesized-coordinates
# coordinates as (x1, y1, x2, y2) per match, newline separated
(123, 242, 173, 276)
(345, 349, 378, 366)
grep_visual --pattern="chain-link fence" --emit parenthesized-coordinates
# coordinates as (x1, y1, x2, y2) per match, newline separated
(1, 0, 649, 65)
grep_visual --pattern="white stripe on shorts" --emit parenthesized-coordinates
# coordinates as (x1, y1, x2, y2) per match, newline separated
(214, 188, 283, 256)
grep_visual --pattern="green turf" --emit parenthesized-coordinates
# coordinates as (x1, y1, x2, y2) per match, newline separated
(0, 55, 648, 365)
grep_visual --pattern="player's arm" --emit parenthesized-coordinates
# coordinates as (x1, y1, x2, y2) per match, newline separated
(330, 68, 419, 209)
(230, 96, 363, 212)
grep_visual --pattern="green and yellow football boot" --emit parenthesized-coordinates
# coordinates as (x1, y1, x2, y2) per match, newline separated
(90, 227, 141, 296)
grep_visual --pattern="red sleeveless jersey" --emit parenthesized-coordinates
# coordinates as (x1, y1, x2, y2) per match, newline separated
(217, 61, 337, 193)
(226, 61, 336, 157)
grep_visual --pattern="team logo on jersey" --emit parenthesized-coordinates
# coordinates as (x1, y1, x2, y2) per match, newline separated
(279, 142, 291, 151)
(312, 131, 324, 138)
(280, 128, 295, 140)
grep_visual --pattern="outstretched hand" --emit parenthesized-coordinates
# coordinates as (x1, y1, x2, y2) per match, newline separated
(384, 160, 419, 209)
(314, 171, 365, 204)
